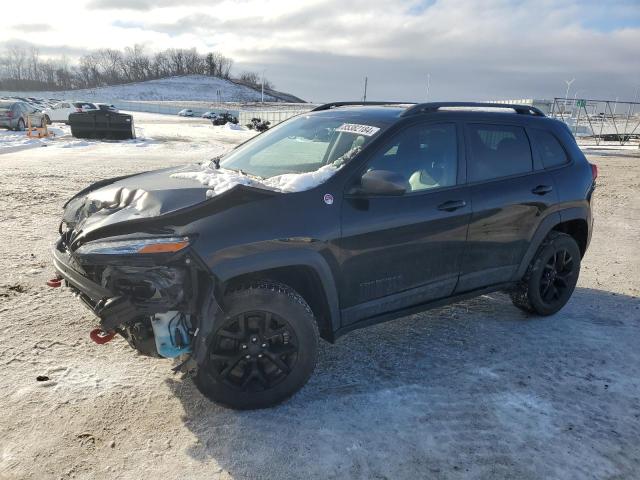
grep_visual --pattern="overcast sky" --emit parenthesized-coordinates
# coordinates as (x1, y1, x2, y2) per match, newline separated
(2, 0, 639, 102)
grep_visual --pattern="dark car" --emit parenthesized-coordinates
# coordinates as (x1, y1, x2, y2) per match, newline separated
(0, 100, 45, 130)
(50, 102, 596, 409)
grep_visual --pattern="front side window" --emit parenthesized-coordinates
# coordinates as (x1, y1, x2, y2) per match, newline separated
(362, 123, 458, 192)
(467, 124, 532, 182)
(529, 128, 568, 168)
(221, 114, 387, 178)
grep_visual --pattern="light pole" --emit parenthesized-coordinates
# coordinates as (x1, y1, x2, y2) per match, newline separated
(426, 73, 431, 101)
(564, 78, 575, 112)
(261, 68, 266, 103)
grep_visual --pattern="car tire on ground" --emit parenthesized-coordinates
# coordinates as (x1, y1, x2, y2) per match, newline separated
(44, 115, 51, 125)
(16, 119, 25, 131)
(510, 231, 581, 316)
(194, 281, 319, 409)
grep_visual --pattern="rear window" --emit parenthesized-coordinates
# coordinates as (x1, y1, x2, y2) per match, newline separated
(467, 124, 533, 182)
(73, 102, 96, 109)
(0, 102, 13, 109)
(529, 129, 569, 168)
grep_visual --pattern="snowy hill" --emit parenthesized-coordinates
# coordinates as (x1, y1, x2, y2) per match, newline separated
(0, 75, 303, 103)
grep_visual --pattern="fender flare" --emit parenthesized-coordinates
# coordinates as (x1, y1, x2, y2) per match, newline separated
(514, 206, 590, 279)
(211, 248, 342, 334)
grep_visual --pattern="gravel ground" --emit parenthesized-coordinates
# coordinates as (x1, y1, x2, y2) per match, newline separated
(0, 119, 639, 480)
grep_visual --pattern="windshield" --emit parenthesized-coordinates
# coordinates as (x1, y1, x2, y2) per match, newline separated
(220, 113, 387, 178)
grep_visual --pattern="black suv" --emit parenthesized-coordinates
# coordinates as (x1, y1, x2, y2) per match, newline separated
(51, 102, 596, 409)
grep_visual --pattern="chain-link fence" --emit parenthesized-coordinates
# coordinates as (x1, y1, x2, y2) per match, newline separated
(549, 97, 640, 145)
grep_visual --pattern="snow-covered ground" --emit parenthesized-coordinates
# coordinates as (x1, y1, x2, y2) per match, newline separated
(1, 114, 639, 479)
(0, 111, 256, 155)
(0, 75, 277, 103)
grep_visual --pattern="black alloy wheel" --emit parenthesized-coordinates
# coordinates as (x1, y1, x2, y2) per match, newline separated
(194, 281, 319, 409)
(210, 310, 299, 392)
(511, 231, 581, 316)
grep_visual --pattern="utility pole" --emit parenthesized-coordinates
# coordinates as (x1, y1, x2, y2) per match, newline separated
(261, 69, 266, 103)
(564, 78, 575, 113)
(363, 76, 368, 102)
(426, 73, 431, 101)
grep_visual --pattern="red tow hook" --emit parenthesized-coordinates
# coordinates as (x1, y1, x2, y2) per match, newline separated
(46, 276, 63, 288)
(90, 328, 116, 344)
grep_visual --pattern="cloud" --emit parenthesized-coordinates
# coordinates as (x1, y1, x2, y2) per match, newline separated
(0, 39, 89, 57)
(2, 0, 639, 101)
(87, 0, 216, 10)
(10, 24, 53, 33)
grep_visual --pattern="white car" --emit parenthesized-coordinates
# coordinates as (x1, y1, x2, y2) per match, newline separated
(178, 109, 194, 117)
(42, 101, 98, 124)
(201, 111, 218, 119)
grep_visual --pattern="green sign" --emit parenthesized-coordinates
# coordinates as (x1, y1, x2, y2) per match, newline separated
(576, 99, 587, 108)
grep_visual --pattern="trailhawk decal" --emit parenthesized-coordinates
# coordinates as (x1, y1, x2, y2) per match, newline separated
(335, 123, 380, 136)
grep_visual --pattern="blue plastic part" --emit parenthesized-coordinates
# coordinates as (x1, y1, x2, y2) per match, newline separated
(151, 311, 192, 358)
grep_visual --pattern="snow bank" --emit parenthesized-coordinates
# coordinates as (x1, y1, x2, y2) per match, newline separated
(0, 75, 277, 103)
(172, 163, 342, 198)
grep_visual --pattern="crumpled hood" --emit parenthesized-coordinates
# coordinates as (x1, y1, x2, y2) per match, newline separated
(63, 164, 211, 234)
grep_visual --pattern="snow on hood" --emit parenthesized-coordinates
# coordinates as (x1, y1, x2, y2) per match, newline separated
(171, 146, 361, 198)
(171, 164, 341, 198)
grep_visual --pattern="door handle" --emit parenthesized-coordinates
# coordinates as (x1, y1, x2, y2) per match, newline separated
(437, 200, 467, 212)
(531, 185, 553, 195)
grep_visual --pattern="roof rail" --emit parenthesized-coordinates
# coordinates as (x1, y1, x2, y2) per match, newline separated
(402, 102, 546, 117)
(311, 101, 415, 112)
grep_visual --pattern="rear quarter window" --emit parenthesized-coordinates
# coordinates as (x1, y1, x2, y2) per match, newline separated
(467, 124, 533, 182)
(529, 128, 569, 168)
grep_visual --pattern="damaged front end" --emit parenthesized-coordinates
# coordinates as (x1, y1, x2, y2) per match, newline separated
(52, 228, 220, 364)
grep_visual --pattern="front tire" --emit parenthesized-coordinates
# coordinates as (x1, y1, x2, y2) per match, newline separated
(511, 231, 581, 315)
(194, 281, 319, 409)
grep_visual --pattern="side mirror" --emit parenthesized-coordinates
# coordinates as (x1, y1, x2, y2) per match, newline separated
(357, 170, 407, 196)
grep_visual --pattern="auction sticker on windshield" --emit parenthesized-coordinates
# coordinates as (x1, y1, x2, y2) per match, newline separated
(335, 123, 380, 136)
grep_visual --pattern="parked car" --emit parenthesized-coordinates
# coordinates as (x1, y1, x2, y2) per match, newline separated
(0, 100, 45, 130)
(202, 111, 217, 119)
(96, 103, 119, 113)
(42, 101, 98, 124)
(178, 109, 194, 117)
(50, 101, 596, 410)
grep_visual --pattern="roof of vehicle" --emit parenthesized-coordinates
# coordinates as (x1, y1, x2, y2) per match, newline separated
(309, 101, 548, 124)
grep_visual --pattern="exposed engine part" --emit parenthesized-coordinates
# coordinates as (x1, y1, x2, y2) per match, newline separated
(151, 311, 192, 358)
(101, 266, 186, 308)
(119, 318, 160, 358)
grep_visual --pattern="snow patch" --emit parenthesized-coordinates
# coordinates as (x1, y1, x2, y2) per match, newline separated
(171, 163, 342, 198)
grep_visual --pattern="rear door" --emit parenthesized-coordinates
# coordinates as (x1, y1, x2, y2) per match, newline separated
(336, 121, 471, 324)
(457, 122, 557, 292)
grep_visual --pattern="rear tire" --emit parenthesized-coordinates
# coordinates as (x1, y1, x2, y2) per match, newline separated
(44, 115, 51, 125)
(194, 281, 319, 409)
(16, 119, 25, 131)
(510, 231, 581, 315)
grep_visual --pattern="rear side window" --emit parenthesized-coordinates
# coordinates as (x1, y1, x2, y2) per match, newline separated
(467, 124, 532, 182)
(529, 129, 568, 168)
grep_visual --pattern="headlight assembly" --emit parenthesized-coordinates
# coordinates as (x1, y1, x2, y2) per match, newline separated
(76, 237, 190, 256)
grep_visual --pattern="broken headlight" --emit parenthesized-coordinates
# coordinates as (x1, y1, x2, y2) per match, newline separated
(76, 237, 190, 256)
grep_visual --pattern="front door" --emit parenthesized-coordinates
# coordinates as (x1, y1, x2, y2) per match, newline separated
(335, 121, 471, 325)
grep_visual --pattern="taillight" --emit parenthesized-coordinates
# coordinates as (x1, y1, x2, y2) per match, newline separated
(6, 111, 13, 118)
(590, 163, 598, 181)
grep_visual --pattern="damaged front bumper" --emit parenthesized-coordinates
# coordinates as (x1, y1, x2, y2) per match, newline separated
(51, 234, 220, 363)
